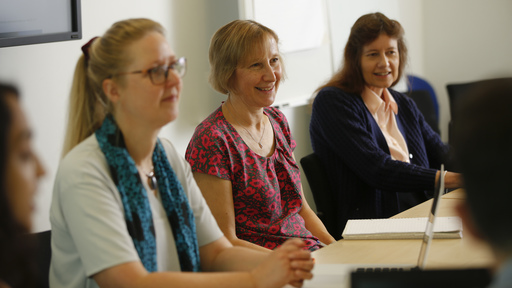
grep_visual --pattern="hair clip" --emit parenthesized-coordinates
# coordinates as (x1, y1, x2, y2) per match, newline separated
(81, 37, 99, 64)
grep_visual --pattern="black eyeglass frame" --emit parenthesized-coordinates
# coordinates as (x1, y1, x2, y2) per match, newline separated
(115, 56, 187, 85)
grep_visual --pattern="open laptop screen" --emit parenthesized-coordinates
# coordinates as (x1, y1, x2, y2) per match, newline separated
(417, 164, 445, 268)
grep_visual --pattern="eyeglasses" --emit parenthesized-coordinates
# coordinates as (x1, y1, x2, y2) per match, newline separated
(117, 57, 187, 85)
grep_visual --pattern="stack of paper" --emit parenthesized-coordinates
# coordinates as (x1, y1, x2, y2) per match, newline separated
(342, 217, 463, 240)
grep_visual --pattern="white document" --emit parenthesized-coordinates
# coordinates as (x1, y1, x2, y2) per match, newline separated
(342, 217, 463, 240)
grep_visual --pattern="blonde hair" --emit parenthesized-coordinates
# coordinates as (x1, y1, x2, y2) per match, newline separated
(208, 19, 284, 94)
(62, 18, 165, 156)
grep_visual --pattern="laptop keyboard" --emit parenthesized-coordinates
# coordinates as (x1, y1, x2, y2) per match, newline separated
(356, 267, 403, 273)
(355, 266, 418, 273)
(350, 268, 492, 288)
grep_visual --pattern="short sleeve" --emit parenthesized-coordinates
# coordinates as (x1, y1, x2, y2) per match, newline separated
(50, 136, 139, 282)
(185, 108, 234, 181)
(265, 107, 296, 151)
(50, 136, 224, 288)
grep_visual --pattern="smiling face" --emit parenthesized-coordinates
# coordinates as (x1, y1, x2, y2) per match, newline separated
(360, 34, 400, 93)
(107, 31, 182, 129)
(4, 94, 45, 231)
(230, 36, 282, 108)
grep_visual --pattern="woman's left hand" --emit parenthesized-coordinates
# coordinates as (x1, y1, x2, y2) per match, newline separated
(282, 239, 315, 287)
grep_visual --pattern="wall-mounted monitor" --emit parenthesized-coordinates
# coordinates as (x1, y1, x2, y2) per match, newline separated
(0, 0, 82, 48)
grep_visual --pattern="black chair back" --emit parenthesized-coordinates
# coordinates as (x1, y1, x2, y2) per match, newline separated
(405, 89, 440, 135)
(447, 77, 512, 143)
(30, 230, 51, 288)
(300, 153, 340, 239)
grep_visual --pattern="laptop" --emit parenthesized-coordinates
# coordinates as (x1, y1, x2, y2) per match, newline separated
(350, 267, 491, 288)
(349, 166, 491, 288)
(302, 165, 463, 288)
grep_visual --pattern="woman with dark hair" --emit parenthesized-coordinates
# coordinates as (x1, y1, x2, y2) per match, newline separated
(310, 12, 463, 237)
(0, 83, 46, 288)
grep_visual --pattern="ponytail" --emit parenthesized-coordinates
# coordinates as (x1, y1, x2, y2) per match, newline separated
(61, 18, 165, 157)
(62, 53, 108, 156)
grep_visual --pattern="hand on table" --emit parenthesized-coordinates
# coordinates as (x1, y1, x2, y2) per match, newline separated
(250, 238, 314, 288)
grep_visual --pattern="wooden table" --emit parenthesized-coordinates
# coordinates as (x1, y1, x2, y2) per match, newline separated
(311, 189, 496, 269)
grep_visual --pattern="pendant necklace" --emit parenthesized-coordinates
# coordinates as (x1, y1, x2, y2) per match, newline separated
(145, 168, 158, 190)
(228, 99, 266, 149)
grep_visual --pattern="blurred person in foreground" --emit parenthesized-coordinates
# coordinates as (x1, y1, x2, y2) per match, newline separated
(453, 77, 512, 288)
(0, 83, 46, 288)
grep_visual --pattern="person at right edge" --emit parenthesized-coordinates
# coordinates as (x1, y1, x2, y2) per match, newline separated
(453, 78, 512, 288)
(309, 12, 463, 238)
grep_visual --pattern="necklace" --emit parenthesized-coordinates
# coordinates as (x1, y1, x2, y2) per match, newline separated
(145, 168, 158, 190)
(228, 100, 266, 149)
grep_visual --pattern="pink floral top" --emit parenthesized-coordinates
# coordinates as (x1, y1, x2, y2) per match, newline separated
(185, 105, 320, 251)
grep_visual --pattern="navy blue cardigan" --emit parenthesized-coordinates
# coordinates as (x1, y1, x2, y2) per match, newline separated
(310, 87, 449, 237)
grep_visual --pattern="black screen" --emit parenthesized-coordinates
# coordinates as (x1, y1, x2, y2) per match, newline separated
(0, 0, 81, 47)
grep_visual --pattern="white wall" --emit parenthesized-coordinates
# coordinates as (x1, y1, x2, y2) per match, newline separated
(423, 0, 512, 142)
(164, 0, 239, 153)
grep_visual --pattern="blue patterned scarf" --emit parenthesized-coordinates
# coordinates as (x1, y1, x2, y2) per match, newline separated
(95, 115, 200, 272)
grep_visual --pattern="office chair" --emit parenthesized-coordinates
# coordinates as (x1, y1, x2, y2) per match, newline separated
(446, 77, 512, 143)
(300, 153, 339, 239)
(28, 230, 52, 288)
(405, 89, 440, 135)
(407, 74, 440, 121)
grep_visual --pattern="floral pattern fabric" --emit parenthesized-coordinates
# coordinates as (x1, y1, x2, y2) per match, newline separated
(186, 105, 320, 251)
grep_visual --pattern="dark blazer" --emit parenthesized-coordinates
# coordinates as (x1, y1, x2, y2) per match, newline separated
(310, 86, 449, 237)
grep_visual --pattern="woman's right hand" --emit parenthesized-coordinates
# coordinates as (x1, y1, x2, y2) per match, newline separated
(445, 171, 463, 189)
(436, 170, 464, 189)
(250, 238, 314, 288)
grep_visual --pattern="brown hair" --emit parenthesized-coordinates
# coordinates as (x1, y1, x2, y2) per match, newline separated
(208, 19, 284, 94)
(62, 18, 165, 156)
(0, 84, 36, 288)
(317, 12, 407, 95)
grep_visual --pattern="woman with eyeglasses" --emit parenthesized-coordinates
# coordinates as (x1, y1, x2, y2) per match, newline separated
(50, 18, 313, 288)
(185, 20, 335, 253)
(0, 83, 46, 288)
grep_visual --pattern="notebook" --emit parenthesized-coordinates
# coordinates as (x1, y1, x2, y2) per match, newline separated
(302, 165, 448, 288)
(341, 216, 463, 240)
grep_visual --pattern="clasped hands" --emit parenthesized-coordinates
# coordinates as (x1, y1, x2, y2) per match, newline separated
(251, 238, 315, 288)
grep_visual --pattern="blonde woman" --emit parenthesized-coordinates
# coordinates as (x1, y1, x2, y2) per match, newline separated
(50, 18, 313, 288)
(186, 20, 335, 252)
